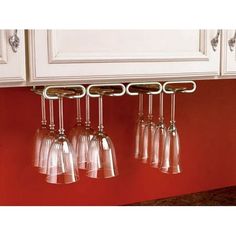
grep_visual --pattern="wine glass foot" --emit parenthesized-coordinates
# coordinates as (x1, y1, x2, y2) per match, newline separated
(87, 169, 119, 179)
(46, 174, 79, 184)
(160, 165, 181, 174)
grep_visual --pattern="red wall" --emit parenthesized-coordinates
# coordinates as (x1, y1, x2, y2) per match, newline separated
(0, 79, 235, 206)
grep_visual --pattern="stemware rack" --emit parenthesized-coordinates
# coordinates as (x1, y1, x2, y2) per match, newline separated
(33, 81, 196, 98)
(32, 81, 196, 184)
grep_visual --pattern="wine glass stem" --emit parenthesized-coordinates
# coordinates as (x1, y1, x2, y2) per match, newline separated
(58, 97, 65, 135)
(148, 94, 153, 120)
(76, 98, 82, 124)
(138, 93, 144, 117)
(170, 93, 176, 123)
(49, 100, 55, 131)
(159, 92, 164, 122)
(41, 96, 47, 127)
(98, 96, 104, 132)
(85, 95, 91, 127)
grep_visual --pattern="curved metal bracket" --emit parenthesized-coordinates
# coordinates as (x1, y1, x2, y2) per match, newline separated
(43, 85, 86, 100)
(163, 81, 196, 94)
(87, 83, 126, 98)
(126, 82, 162, 95)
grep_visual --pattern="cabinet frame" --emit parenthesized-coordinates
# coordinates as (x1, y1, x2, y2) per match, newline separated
(0, 30, 26, 85)
(28, 30, 221, 84)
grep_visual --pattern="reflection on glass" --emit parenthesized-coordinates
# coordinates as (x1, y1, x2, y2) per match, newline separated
(39, 100, 56, 174)
(141, 94, 156, 163)
(68, 98, 85, 151)
(33, 96, 48, 168)
(151, 92, 167, 168)
(76, 95, 95, 169)
(134, 94, 146, 160)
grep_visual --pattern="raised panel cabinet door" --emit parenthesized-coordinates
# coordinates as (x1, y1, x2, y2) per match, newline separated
(0, 30, 25, 84)
(221, 30, 236, 76)
(29, 30, 220, 83)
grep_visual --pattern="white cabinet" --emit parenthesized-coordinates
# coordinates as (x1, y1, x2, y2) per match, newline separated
(0, 30, 25, 84)
(221, 30, 236, 76)
(28, 30, 221, 83)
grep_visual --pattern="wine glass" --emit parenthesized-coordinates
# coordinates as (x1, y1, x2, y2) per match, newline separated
(141, 94, 156, 163)
(76, 95, 95, 169)
(38, 99, 56, 174)
(134, 94, 146, 160)
(46, 90, 79, 184)
(150, 92, 167, 168)
(33, 95, 48, 168)
(160, 81, 196, 174)
(160, 88, 182, 174)
(68, 98, 85, 151)
(87, 84, 125, 179)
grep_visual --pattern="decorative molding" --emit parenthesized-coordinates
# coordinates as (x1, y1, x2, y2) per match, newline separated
(0, 30, 8, 64)
(199, 30, 207, 57)
(31, 70, 219, 83)
(47, 30, 209, 64)
(28, 30, 37, 82)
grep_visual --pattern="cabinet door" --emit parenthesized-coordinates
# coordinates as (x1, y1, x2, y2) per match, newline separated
(0, 30, 25, 84)
(221, 30, 236, 76)
(29, 30, 220, 83)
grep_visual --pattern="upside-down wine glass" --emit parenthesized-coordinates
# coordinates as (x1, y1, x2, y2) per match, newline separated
(38, 99, 56, 174)
(69, 98, 85, 151)
(150, 92, 167, 168)
(141, 94, 156, 163)
(46, 92, 79, 184)
(160, 87, 183, 174)
(76, 95, 95, 169)
(134, 93, 146, 160)
(33, 95, 48, 168)
(87, 88, 119, 179)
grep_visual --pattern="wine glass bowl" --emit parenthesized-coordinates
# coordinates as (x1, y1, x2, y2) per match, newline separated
(38, 99, 56, 174)
(77, 127, 95, 169)
(76, 95, 95, 170)
(151, 121, 167, 168)
(134, 94, 145, 160)
(87, 131, 118, 178)
(150, 92, 167, 168)
(46, 135, 78, 184)
(38, 132, 56, 174)
(68, 98, 85, 151)
(140, 94, 158, 163)
(160, 122, 181, 174)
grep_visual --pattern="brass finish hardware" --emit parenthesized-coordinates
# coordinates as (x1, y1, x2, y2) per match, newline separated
(87, 84, 126, 97)
(126, 82, 162, 95)
(163, 81, 196, 94)
(165, 86, 188, 93)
